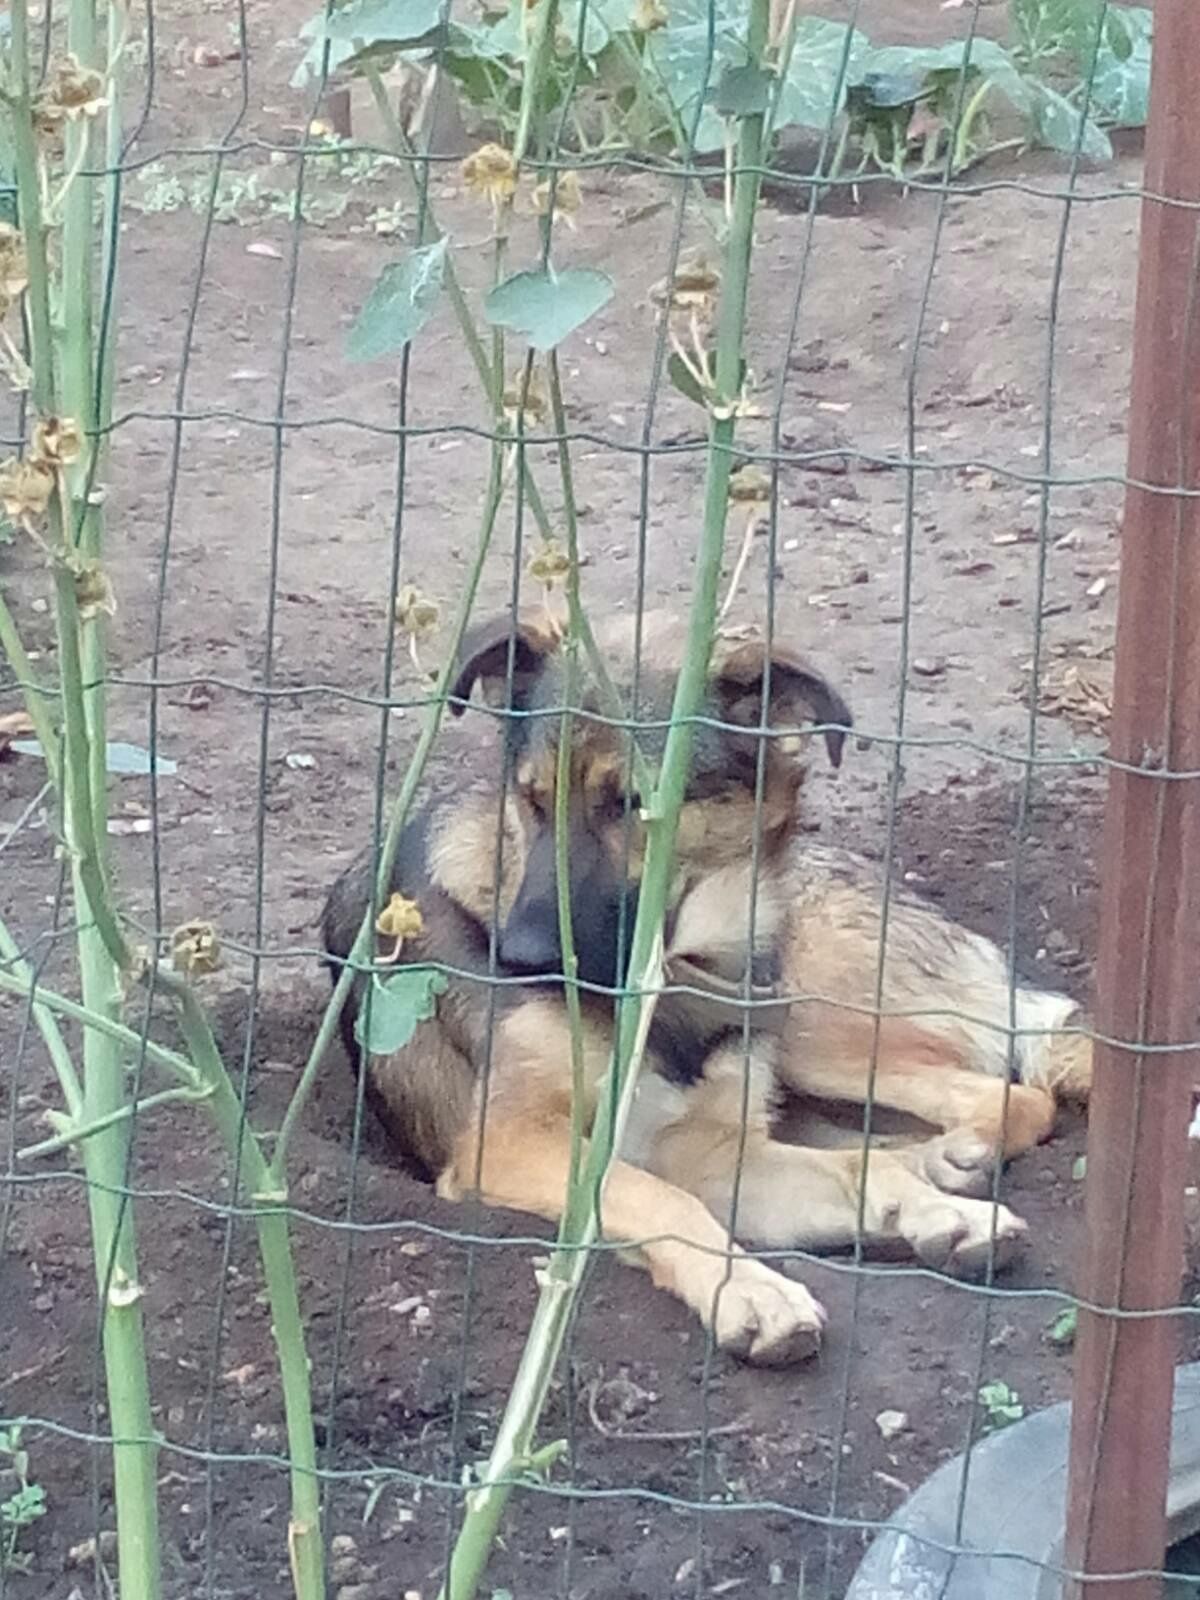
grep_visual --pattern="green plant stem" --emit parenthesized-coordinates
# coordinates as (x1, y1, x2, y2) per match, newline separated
(17, 1084, 213, 1159)
(440, 0, 771, 1591)
(272, 441, 511, 1181)
(548, 359, 586, 1193)
(151, 965, 324, 1600)
(0, 963, 194, 1081)
(0, 591, 59, 790)
(361, 65, 559, 541)
(8, 0, 163, 1586)
(0, 917, 83, 1115)
(360, 64, 644, 771)
(7, 3, 55, 413)
(51, 566, 133, 969)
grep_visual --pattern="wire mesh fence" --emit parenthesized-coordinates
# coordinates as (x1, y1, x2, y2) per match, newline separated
(1, 0, 1195, 1596)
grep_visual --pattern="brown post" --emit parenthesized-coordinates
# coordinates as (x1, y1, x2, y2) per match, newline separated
(1063, 4, 1200, 1597)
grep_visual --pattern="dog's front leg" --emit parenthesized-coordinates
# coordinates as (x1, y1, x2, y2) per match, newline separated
(438, 1104, 826, 1366)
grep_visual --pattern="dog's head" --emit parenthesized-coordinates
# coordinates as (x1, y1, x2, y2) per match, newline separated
(446, 609, 852, 990)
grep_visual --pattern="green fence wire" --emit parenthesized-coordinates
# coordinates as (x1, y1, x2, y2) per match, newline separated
(0, 0, 1192, 1596)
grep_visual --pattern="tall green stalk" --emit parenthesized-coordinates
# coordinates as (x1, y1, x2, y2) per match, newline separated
(0, 8, 330, 1596)
(437, 3, 772, 1594)
(6, 0, 166, 1591)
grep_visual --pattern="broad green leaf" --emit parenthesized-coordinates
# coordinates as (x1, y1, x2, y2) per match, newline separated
(347, 239, 449, 361)
(774, 17, 869, 133)
(325, 0, 445, 49)
(1031, 80, 1112, 161)
(709, 63, 770, 118)
(292, 10, 361, 86)
(484, 267, 613, 352)
(857, 40, 1032, 116)
(850, 70, 926, 111)
(9, 738, 177, 775)
(652, 5, 865, 151)
(356, 968, 448, 1054)
(292, 0, 444, 85)
(1089, 8, 1151, 127)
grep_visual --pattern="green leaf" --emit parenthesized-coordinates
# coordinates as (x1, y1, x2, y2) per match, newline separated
(709, 63, 770, 117)
(355, 968, 448, 1054)
(978, 1379, 1024, 1431)
(9, 738, 177, 776)
(484, 267, 614, 352)
(292, 0, 444, 85)
(1031, 80, 1112, 160)
(667, 350, 708, 408)
(857, 40, 1032, 117)
(325, 0, 445, 47)
(347, 239, 449, 361)
(1089, 9, 1151, 127)
(774, 17, 870, 132)
(1047, 1306, 1078, 1349)
(667, 350, 746, 410)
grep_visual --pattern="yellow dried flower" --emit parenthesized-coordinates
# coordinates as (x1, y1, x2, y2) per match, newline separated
(73, 561, 117, 621)
(729, 464, 772, 503)
(532, 170, 582, 229)
(0, 226, 29, 310)
(502, 370, 549, 431)
(34, 55, 107, 134)
(632, 0, 668, 31)
(394, 584, 440, 638)
(461, 143, 518, 208)
(376, 892, 424, 947)
(32, 415, 83, 468)
(0, 457, 54, 523)
(171, 920, 221, 976)
(528, 541, 571, 589)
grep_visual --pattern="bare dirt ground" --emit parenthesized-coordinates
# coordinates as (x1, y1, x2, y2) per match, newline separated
(0, 0, 1174, 1594)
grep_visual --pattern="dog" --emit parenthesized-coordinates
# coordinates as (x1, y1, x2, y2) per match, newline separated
(321, 609, 1091, 1366)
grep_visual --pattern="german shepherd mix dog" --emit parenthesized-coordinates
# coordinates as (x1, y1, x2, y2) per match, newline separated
(322, 610, 1091, 1366)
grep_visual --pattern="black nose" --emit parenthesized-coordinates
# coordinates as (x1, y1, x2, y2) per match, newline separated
(499, 898, 562, 975)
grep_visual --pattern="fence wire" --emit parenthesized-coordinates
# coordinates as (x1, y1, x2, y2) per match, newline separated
(0, 0, 1195, 1597)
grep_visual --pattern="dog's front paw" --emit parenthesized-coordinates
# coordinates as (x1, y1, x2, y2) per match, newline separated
(903, 1193, 1028, 1278)
(707, 1259, 826, 1366)
(915, 1129, 999, 1198)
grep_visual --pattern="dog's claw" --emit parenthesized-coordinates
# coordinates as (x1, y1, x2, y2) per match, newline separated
(708, 1260, 825, 1366)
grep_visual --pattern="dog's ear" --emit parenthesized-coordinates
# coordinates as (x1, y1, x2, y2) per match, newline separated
(448, 612, 562, 716)
(710, 640, 852, 768)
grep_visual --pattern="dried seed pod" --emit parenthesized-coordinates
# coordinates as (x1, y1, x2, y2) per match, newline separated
(394, 584, 440, 639)
(32, 415, 83, 468)
(73, 561, 117, 621)
(528, 541, 571, 589)
(461, 143, 518, 207)
(171, 920, 221, 976)
(0, 457, 54, 523)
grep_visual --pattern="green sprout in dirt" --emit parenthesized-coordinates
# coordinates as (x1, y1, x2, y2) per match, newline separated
(978, 1379, 1026, 1433)
(0, 1427, 47, 1579)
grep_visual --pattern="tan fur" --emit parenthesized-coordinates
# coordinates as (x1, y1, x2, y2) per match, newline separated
(325, 611, 1090, 1365)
